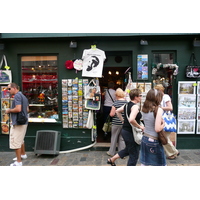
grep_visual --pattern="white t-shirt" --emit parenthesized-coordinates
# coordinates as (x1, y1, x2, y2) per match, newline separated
(82, 48, 106, 77)
(161, 94, 171, 107)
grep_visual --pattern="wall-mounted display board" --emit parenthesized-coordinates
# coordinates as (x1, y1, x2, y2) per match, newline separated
(177, 81, 199, 134)
(62, 79, 89, 129)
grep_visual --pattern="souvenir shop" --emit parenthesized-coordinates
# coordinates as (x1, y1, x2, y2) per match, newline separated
(0, 33, 200, 152)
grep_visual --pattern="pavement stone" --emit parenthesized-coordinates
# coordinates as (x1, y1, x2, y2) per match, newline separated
(1, 149, 200, 166)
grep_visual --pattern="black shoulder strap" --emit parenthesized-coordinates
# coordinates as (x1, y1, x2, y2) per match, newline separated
(107, 89, 114, 102)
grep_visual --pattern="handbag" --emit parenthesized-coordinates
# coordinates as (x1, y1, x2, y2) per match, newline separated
(17, 93, 28, 125)
(84, 79, 100, 100)
(85, 99, 101, 110)
(17, 112, 27, 124)
(86, 110, 94, 129)
(162, 111, 176, 132)
(102, 115, 112, 133)
(186, 53, 200, 78)
(0, 55, 12, 85)
(154, 107, 168, 145)
(125, 103, 143, 145)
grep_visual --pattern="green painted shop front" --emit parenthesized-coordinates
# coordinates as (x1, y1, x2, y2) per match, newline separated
(0, 33, 200, 151)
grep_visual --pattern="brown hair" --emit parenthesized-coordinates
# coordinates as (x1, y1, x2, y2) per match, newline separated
(9, 83, 20, 90)
(129, 88, 141, 100)
(108, 81, 115, 89)
(142, 89, 163, 113)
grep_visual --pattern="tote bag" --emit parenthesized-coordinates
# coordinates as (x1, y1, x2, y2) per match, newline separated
(0, 55, 12, 84)
(163, 111, 177, 132)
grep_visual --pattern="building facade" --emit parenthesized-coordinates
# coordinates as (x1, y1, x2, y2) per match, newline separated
(0, 33, 200, 151)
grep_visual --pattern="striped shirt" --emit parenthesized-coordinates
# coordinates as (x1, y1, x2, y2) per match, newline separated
(112, 100, 127, 125)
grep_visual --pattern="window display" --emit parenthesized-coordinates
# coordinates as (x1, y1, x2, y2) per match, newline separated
(21, 56, 58, 122)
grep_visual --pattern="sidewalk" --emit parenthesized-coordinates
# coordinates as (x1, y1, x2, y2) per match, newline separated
(1, 148, 200, 166)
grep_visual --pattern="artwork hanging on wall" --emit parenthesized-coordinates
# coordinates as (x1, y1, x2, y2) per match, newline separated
(137, 54, 148, 80)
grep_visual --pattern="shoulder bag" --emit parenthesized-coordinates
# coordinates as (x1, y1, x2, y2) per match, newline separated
(162, 111, 177, 132)
(153, 107, 168, 145)
(17, 93, 28, 125)
(102, 115, 112, 133)
(125, 103, 143, 145)
(186, 53, 200, 78)
(0, 55, 12, 85)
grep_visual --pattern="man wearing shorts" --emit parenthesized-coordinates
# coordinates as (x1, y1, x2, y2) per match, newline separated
(6, 83, 29, 166)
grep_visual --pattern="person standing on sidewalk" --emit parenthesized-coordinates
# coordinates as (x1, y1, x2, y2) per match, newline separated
(107, 88, 127, 157)
(6, 83, 29, 166)
(107, 88, 144, 166)
(154, 84, 179, 160)
(103, 81, 116, 138)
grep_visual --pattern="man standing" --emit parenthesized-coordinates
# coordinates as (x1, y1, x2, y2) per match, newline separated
(6, 83, 29, 166)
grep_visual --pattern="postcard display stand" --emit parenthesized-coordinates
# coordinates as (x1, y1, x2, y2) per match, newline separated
(62, 79, 89, 128)
(1, 86, 13, 134)
(177, 81, 200, 134)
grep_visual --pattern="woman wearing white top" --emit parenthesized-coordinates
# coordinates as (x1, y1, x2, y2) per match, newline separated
(154, 84, 179, 160)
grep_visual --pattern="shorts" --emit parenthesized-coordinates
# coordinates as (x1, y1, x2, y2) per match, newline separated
(10, 125, 28, 149)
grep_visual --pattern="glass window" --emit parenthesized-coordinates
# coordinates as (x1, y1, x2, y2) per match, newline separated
(21, 56, 58, 122)
(153, 53, 174, 64)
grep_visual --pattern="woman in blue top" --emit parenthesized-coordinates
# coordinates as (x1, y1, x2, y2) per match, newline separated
(107, 88, 144, 166)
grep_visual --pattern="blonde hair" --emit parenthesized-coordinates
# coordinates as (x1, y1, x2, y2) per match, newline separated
(154, 84, 164, 92)
(115, 88, 125, 98)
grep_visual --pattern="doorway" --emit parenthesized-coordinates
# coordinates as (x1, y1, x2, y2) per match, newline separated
(96, 67, 130, 142)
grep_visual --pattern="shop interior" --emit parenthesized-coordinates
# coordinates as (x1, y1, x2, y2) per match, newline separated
(97, 52, 176, 143)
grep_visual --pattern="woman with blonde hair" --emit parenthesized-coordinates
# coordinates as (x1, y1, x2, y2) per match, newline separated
(154, 84, 179, 160)
(107, 88, 127, 156)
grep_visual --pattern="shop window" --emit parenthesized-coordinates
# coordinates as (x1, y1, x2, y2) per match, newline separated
(21, 56, 58, 122)
(152, 52, 176, 97)
(153, 53, 174, 64)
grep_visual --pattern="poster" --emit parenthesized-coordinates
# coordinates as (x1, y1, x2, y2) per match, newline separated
(137, 54, 148, 80)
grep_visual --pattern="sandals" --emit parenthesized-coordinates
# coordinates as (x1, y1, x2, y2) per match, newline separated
(107, 158, 116, 166)
(167, 155, 177, 160)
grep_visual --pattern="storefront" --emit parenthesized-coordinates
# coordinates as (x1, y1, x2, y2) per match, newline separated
(0, 33, 200, 151)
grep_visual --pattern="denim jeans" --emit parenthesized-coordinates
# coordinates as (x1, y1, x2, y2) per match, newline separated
(140, 136, 166, 166)
(118, 129, 140, 166)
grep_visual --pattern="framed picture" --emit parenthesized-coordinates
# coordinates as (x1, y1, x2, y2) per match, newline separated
(178, 95, 196, 108)
(178, 120, 195, 134)
(144, 82, 152, 93)
(178, 81, 196, 94)
(137, 82, 145, 92)
(137, 54, 148, 80)
(178, 108, 196, 120)
(1, 98, 10, 109)
(196, 121, 200, 134)
(198, 108, 200, 120)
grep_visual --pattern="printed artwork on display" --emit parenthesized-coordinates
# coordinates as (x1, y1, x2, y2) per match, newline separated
(137, 55, 148, 80)
(61, 79, 90, 129)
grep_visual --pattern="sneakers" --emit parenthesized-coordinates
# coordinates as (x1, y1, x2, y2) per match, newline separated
(10, 161, 22, 166)
(13, 154, 27, 161)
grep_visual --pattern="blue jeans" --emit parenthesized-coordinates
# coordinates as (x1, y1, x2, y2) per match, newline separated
(118, 129, 140, 166)
(140, 136, 166, 166)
